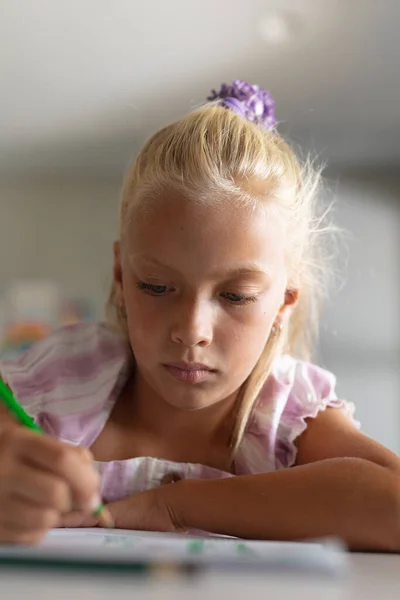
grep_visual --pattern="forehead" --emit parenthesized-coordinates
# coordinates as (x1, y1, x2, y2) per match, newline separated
(127, 192, 286, 276)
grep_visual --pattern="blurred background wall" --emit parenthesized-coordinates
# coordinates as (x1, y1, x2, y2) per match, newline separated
(0, 0, 399, 451)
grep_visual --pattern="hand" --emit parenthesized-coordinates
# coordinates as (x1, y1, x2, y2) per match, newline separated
(0, 422, 100, 544)
(60, 476, 188, 533)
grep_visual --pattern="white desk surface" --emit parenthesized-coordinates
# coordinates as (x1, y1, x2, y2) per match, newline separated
(0, 554, 398, 600)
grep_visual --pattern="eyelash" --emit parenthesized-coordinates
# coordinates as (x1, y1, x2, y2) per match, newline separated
(220, 292, 258, 305)
(135, 282, 258, 306)
(136, 281, 168, 293)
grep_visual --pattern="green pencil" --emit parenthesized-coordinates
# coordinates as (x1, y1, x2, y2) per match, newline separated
(0, 378, 113, 528)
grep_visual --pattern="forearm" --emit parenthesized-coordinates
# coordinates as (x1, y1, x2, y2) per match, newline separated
(168, 458, 400, 551)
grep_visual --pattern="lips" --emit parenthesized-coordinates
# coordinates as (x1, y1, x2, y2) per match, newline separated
(163, 362, 216, 384)
(165, 362, 213, 371)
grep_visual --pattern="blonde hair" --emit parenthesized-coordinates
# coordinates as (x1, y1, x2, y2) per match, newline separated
(106, 103, 334, 450)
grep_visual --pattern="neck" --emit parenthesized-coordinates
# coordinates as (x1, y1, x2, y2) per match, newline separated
(128, 370, 238, 447)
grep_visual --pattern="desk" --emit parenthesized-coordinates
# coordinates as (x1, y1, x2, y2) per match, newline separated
(348, 554, 399, 598)
(0, 554, 398, 599)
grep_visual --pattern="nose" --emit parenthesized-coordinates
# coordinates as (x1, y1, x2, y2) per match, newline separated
(170, 298, 213, 347)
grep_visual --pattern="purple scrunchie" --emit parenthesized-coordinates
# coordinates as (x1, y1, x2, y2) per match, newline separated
(207, 80, 276, 130)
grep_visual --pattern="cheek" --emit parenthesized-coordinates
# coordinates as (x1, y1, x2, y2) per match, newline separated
(231, 292, 279, 328)
(235, 284, 283, 339)
(217, 301, 276, 355)
(124, 288, 165, 349)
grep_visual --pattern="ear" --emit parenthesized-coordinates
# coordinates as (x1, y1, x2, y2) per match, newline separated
(277, 287, 299, 324)
(112, 241, 123, 295)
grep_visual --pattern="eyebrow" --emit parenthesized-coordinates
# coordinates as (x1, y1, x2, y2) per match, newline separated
(220, 263, 270, 278)
(129, 254, 270, 279)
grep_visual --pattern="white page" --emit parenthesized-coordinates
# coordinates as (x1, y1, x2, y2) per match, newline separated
(43, 528, 319, 556)
(43, 529, 346, 572)
(0, 529, 347, 575)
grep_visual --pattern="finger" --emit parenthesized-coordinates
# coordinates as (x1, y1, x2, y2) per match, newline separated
(2, 464, 71, 512)
(0, 403, 18, 427)
(14, 434, 100, 509)
(74, 446, 94, 463)
(59, 510, 99, 528)
(1, 496, 59, 533)
(0, 528, 47, 545)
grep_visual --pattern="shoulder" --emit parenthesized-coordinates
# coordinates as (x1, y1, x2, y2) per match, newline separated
(0, 322, 130, 417)
(238, 355, 357, 473)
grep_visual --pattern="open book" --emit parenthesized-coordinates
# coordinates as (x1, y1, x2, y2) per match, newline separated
(0, 528, 346, 575)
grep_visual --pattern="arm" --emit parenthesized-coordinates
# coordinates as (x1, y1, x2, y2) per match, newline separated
(164, 409, 400, 551)
(77, 408, 400, 551)
(295, 407, 400, 473)
(166, 457, 400, 551)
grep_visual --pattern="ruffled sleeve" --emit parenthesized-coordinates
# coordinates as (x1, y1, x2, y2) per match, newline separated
(0, 322, 129, 424)
(237, 355, 359, 474)
(0, 330, 60, 419)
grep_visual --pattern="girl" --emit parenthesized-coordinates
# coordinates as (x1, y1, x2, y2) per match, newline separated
(0, 80, 399, 550)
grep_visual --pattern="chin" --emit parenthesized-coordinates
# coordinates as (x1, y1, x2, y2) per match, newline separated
(163, 390, 215, 412)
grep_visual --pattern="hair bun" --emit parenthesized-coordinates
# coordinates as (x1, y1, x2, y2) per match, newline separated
(207, 80, 276, 130)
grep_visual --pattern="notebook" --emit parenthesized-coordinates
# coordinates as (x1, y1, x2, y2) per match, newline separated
(0, 528, 347, 576)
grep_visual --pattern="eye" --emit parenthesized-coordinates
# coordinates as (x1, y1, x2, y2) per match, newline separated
(220, 292, 258, 305)
(136, 282, 172, 296)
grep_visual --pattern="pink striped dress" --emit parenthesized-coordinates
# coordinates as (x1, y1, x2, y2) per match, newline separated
(0, 323, 357, 503)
